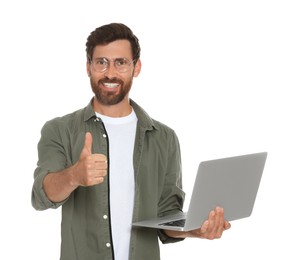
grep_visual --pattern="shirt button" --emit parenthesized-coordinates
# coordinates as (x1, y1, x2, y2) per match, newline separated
(106, 242, 111, 248)
(103, 215, 108, 220)
(103, 134, 107, 138)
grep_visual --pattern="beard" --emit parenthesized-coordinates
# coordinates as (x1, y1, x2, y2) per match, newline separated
(90, 76, 133, 106)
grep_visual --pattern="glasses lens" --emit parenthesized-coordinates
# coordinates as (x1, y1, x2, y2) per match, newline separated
(93, 58, 108, 72)
(114, 58, 132, 72)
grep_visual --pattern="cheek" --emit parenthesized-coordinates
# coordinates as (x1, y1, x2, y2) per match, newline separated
(89, 72, 104, 82)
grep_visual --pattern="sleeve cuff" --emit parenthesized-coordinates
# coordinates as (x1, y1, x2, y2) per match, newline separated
(158, 229, 185, 244)
(32, 170, 66, 210)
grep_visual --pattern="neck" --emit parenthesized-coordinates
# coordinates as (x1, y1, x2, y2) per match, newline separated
(93, 96, 132, 117)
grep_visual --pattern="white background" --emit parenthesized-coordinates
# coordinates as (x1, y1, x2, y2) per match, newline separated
(1, 0, 286, 259)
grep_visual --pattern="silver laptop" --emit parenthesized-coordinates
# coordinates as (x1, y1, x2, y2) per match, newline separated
(132, 152, 267, 231)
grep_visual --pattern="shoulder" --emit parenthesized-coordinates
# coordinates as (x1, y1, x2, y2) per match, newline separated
(151, 118, 176, 136)
(41, 100, 94, 133)
(40, 106, 89, 140)
(131, 99, 176, 136)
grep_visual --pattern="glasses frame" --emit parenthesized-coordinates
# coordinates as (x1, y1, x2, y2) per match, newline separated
(90, 57, 136, 73)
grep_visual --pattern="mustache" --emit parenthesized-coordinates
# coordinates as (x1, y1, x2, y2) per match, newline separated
(99, 78, 124, 85)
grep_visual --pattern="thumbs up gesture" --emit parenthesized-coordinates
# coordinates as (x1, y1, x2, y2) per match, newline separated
(73, 132, 107, 186)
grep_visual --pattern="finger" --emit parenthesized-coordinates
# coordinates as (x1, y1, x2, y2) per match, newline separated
(94, 169, 108, 177)
(93, 177, 105, 185)
(205, 208, 221, 236)
(93, 161, 108, 170)
(91, 153, 108, 163)
(84, 176, 105, 186)
(224, 220, 231, 230)
(200, 220, 209, 233)
(207, 209, 216, 230)
(200, 210, 215, 235)
(85, 169, 107, 186)
(213, 207, 229, 238)
(80, 132, 93, 158)
(215, 207, 224, 227)
(215, 208, 225, 238)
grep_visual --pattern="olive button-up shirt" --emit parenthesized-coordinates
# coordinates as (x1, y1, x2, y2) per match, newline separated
(32, 98, 185, 260)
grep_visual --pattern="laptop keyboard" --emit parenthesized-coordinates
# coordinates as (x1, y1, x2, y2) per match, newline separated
(159, 219, 186, 227)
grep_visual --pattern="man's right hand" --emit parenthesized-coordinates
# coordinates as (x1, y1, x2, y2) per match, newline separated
(72, 132, 108, 186)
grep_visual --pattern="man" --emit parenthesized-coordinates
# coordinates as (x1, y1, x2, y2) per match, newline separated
(32, 23, 230, 260)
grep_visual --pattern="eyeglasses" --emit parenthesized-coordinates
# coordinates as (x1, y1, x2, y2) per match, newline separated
(90, 57, 135, 73)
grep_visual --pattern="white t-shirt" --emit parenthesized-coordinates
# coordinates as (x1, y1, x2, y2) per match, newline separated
(96, 109, 137, 260)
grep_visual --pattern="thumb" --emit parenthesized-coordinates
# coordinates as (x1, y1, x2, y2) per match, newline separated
(81, 132, 93, 157)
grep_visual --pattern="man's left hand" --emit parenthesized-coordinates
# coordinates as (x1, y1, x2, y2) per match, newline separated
(164, 207, 231, 240)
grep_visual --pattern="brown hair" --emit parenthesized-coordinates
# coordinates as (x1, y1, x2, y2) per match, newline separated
(86, 23, 141, 64)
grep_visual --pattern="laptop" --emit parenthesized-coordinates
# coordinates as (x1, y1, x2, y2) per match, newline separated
(132, 152, 267, 231)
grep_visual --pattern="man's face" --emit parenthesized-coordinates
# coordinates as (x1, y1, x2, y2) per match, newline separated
(87, 39, 141, 106)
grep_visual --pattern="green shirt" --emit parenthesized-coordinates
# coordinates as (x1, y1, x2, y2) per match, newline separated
(32, 98, 185, 260)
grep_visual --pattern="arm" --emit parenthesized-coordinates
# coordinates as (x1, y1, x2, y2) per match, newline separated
(164, 207, 231, 240)
(157, 130, 186, 243)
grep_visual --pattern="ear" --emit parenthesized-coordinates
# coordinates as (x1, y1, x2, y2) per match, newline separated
(86, 62, 91, 77)
(133, 59, 142, 78)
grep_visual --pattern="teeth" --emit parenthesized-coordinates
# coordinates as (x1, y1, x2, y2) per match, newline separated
(104, 83, 119, 88)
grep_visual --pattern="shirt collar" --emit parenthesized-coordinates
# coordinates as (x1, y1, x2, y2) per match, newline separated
(83, 97, 157, 131)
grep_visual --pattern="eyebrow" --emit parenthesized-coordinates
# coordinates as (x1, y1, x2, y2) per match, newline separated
(94, 57, 129, 60)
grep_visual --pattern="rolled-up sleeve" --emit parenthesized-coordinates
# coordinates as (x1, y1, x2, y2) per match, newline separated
(31, 120, 68, 210)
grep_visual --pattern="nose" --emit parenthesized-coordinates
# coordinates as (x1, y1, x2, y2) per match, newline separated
(104, 62, 118, 79)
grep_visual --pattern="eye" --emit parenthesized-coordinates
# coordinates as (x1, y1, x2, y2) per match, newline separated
(95, 58, 108, 65)
(115, 58, 129, 66)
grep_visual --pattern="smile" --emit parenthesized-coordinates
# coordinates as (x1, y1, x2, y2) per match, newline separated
(103, 83, 120, 89)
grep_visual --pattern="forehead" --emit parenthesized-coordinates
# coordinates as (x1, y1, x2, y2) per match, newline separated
(92, 39, 132, 59)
